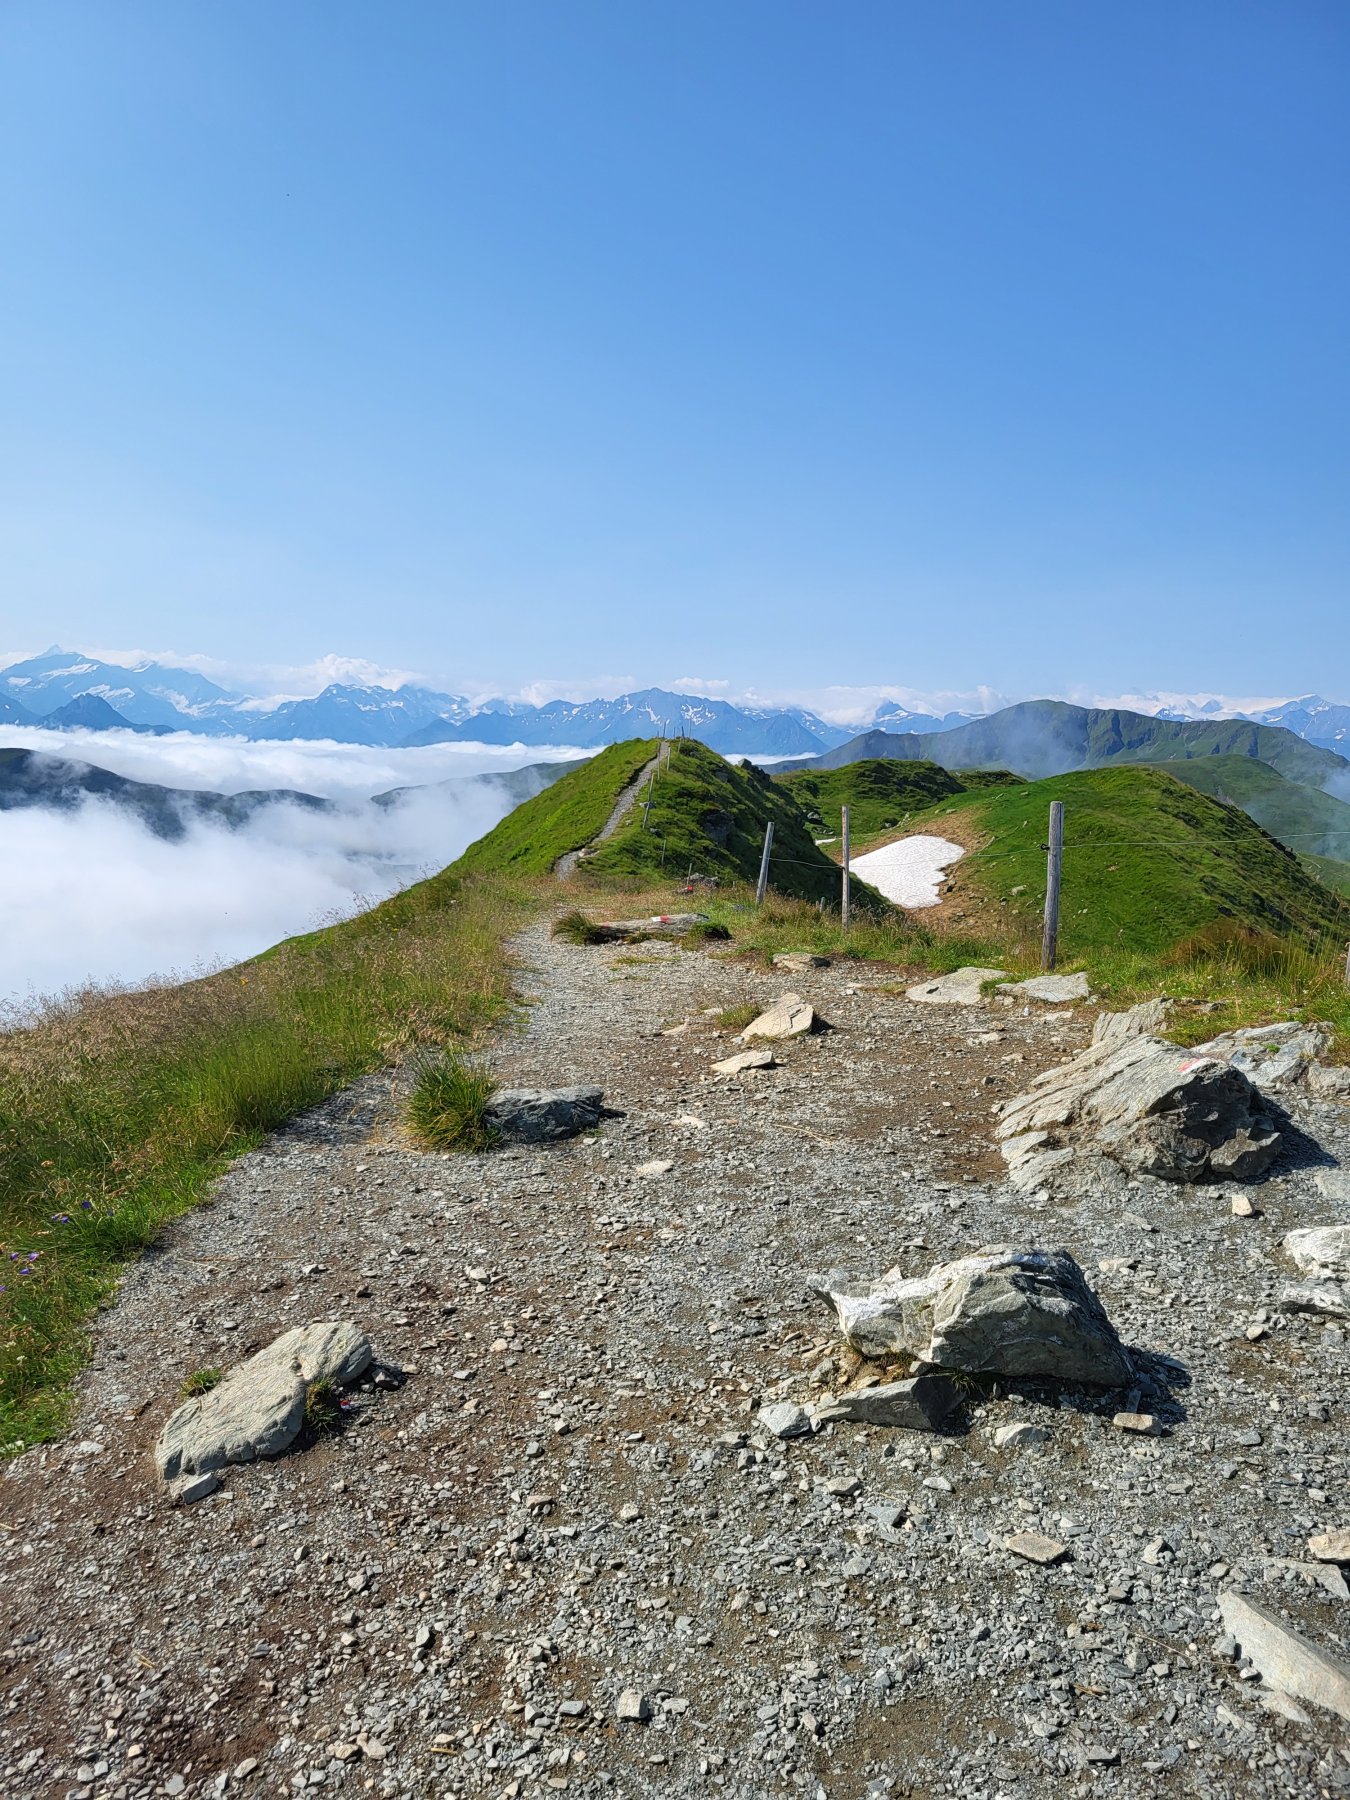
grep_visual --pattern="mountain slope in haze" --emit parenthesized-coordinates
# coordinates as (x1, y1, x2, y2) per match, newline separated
(0, 747, 330, 840)
(898, 765, 1347, 957)
(791, 700, 1350, 792)
(1135, 755, 1350, 864)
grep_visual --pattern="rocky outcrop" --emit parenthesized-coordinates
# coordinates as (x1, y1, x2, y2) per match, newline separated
(997, 1035, 1281, 1188)
(1091, 999, 1170, 1044)
(484, 1086, 605, 1143)
(156, 1322, 372, 1480)
(813, 1246, 1134, 1388)
(1192, 1021, 1334, 1094)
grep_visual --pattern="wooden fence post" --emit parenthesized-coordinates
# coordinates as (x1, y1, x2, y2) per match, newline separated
(756, 819, 774, 905)
(841, 804, 851, 931)
(1042, 801, 1064, 972)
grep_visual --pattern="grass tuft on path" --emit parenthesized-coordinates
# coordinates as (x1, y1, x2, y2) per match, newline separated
(406, 1054, 499, 1151)
(0, 869, 539, 1450)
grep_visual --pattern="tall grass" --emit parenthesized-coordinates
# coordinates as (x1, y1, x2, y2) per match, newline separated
(0, 869, 539, 1448)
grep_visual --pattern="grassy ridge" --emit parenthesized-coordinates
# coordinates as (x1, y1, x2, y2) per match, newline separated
(0, 870, 540, 1448)
(1133, 753, 1350, 865)
(775, 758, 1023, 838)
(453, 740, 658, 875)
(582, 739, 872, 906)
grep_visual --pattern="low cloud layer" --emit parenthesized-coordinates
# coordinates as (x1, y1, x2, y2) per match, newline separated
(0, 737, 582, 1007)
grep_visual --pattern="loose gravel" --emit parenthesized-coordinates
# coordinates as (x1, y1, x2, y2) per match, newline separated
(2, 916, 1348, 1800)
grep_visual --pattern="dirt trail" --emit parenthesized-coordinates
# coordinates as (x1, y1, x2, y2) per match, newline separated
(1, 919, 1348, 1799)
(555, 748, 665, 878)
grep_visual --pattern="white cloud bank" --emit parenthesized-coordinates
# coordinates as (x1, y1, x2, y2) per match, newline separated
(0, 737, 585, 1008)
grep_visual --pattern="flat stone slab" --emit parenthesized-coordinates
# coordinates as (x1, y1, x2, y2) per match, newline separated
(484, 1086, 604, 1143)
(1219, 1590, 1350, 1723)
(598, 914, 707, 937)
(740, 993, 815, 1041)
(1005, 1531, 1065, 1565)
(997, 972, 1092, 1004)
(1284, 1226, 1350, 1278)
(156, 1321, 373, 1480)
(1092, 998, 1170, 1044)
(711, 1048, 776, 1075)
(773, 952, 831, 972)
(812, 1373, 961, 1432)
(1309, 1529, 1350, 1564)
(905, 967, 1008, 1006)
(1279, 1280, 1350, 1319)
(814, 1245, 1134, 1388)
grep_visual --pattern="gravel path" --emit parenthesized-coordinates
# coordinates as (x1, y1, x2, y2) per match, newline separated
(555, 752, 664, 878)
(2, 917, 1348, 1800)
(847, 836, 964, 909)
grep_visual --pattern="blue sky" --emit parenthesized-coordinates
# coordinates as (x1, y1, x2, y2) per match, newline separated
(1, 1, 1346, 705)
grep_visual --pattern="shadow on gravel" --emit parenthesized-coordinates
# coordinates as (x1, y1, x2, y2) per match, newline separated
(1262, 1105, 1339, 1176)
(979, 1350, 1192, 1429)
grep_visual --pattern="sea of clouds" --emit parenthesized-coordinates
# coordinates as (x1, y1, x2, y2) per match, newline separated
(0, 729, 587, 1009)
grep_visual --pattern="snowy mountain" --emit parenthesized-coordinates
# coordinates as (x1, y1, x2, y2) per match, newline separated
(238, 684, 469, 745)
(0, 648, 238, 733)
(406, 687, 845, 755)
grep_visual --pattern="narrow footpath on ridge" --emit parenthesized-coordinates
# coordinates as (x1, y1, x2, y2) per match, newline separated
(2, 915, 1348, 1800)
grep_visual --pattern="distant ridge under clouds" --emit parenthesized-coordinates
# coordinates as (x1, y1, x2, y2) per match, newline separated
(1, 647, 1347, 757)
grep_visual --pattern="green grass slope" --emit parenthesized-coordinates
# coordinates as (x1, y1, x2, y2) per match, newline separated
(452, 740, 658, 876)
(580, 739, 874, 907)
(1131, 753, 1350, 863)
(775, 759, 1025, 839)
(907, 765, 1347, 958)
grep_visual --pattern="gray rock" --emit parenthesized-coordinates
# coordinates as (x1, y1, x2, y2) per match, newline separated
(616, 1689, 652, 1722)
(996, 972, 1092, 1004)
(758, 1400, 811, 1440)
(1314, 1168, 1350, 1201)
(1283, 1225, 1350, 1278)
(155, 1321, 372, 1480)
(169, 1469, 222, 1505)
(1092, 998, 1170, 1045)
(483, 1086, 605, 1143)
(993, 1421, 1048, 1450)
(1193, 1021, 1333, 1093)
(1307, 1062, 1350, 1100)
(1279, 1280, 1350, 1319)
(740, 993, 815, 1042)
(598, 914, 707, 937)
(813, 1246, 1134, 1387)
(711, 1048, 776, 1076)
(996, 1034, 1281, 1185)
(1005, 1531, 1065, 1565)
(1218, 1590, 1350, 1723)
(1308, 1528, 1350, 1564)
(773, 952, 831, 972)
(811, 1373, 961, 1431)
(905, 967, 1009, 1006)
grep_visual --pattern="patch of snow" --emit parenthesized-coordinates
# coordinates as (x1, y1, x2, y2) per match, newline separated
(851, 833, 965, 909)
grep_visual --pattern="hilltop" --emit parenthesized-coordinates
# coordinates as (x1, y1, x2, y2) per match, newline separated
(453, 737, 877, 907)
(1134, 753, 1350, 867)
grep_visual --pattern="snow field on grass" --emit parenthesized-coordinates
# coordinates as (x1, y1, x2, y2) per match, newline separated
(850, 833, 965, 908)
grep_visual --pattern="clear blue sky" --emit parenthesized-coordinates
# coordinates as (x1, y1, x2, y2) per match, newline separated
(1, 1, 1346, 703)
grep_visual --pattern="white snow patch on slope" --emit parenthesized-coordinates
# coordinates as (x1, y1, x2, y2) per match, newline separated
(850, 834, 965, 909)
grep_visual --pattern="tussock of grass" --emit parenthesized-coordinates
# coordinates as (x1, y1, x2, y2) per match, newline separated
(180, 1367, 223, 1398)
(406, 1055, 499, 1152)
(551, 910, 612, 946)
(0, 869, 538, 1450)
(303, 1377, 341, 1435)
(711, 1002, 762, 1032)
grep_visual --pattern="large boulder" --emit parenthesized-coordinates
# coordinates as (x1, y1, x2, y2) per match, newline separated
(156, 1321, 372, 1480)
(484, 1086, 604, 1143)
(1284, 1226, 1350, 1279)
(996, 1034, 1281, 1186)
(813, 1246, 1134, 1387)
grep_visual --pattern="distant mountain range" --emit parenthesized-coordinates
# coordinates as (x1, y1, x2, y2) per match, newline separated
(2, 647, 1348, 759)
(782, 700, 1350, 792)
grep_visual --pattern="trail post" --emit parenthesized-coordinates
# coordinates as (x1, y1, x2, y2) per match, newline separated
(841, 805, 851, 931)
(756, 819, 774, 905)
(1042, 800, 1064, 972)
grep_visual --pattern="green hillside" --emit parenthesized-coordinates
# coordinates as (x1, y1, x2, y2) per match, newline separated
(904, 765, 1347, 958)
(583, 739, 871, 906)
(452, 740, 659, 875)
(1132, 753, 1350, 863)
(775, 758, 1024, 839)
